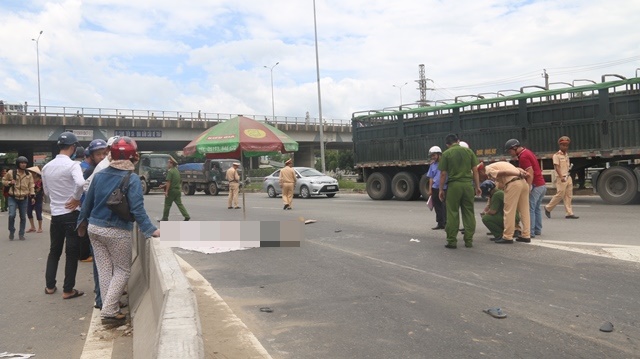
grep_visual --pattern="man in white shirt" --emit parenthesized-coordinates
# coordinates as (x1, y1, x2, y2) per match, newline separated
(42, 132, 87, 299)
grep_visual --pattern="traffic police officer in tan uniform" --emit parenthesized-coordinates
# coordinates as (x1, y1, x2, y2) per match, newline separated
(545, 136, 579, 219)
(226, 162, 241, 209)
(279, 159, 296, 210)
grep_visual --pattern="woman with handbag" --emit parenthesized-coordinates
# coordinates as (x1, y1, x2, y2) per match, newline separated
(78, 136, 160, 324)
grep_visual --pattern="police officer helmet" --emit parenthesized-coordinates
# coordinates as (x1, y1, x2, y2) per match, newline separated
(16, 156, 29, 164)
(504, 138, 520, 152)
(480, 180, 496, 199)
(428, 146, 442, 155)
(57, 132, 79, 147)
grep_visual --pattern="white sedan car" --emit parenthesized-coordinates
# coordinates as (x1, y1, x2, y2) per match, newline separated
(263, 167, 339, 198)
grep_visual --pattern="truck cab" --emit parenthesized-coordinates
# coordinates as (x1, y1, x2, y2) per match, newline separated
(179, 159, 242, 195)
(136, 153, 171, 194)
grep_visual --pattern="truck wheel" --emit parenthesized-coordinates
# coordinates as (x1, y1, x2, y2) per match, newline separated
(300, 185, 311, 199)
(208, 182, 219, 196)
(366, 172, 393, 200)
(391, 172, 419, 201)
(597, 166, 639, 205)
(141, 179, 150, 195)
(182, 183, 195, 196)
(418, 175, 430, 200)
(267, 186, 277, 198)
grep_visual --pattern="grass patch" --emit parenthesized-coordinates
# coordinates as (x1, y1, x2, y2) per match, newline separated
(338, 179, 365, 190)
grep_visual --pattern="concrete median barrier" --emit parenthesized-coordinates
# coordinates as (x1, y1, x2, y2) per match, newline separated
(129, 229, 204, 359)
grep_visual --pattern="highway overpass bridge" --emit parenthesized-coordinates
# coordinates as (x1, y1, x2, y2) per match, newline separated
(0, 107, 352, 168)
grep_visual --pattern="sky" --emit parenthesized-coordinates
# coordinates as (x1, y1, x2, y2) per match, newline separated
(1, 0, 639, 122)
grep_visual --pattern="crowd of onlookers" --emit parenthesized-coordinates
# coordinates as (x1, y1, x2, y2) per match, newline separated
(2, 133, 159, 325)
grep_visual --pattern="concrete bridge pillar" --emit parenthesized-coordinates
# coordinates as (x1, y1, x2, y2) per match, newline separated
(294, 143, 317, 168)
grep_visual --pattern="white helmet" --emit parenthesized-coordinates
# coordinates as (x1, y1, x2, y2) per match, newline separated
(106, 136, 120, 147)
(459, 141, 469, 148)
(428, 146, 442, 155)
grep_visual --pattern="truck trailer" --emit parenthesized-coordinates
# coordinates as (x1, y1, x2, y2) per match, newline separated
(352, 75, 640, 204)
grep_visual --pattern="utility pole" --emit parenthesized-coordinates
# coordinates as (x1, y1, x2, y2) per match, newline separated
(264, 62, 279, 123)
(313, 0, 326, 173)
(543, 69, 549, 90)
(32, 30, 43, 113)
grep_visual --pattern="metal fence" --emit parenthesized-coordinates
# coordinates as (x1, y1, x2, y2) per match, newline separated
(6, 104, 351, 127)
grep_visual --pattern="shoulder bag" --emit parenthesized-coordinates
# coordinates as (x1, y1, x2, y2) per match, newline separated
(106, 171, 135, 222)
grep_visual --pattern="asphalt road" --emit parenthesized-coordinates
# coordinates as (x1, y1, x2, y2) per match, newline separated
(137, 191, 640, 359)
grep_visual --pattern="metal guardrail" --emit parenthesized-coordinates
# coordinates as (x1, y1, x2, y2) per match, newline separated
(3, 105, 351, 127)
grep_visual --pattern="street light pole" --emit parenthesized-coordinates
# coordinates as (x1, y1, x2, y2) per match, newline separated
(264, 62, 279, 123)
(393, 82, 408, 108)
(32, 30, 43, 113)
(313, 0, 326, 173)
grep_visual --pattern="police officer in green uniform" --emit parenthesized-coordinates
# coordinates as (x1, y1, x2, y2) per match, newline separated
(438, 134, 481, 248)
(160, 157, 190, 221)
(480, 180, 521, 240)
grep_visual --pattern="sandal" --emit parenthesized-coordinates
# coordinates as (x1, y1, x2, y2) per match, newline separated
(45, 286, 57, 295)
(101, 312, 127, 324)
(37, 229, 43, 233)
(63, 289, 85, 299)
(27, 228, 36, 233)
(483, 307, 507, 319)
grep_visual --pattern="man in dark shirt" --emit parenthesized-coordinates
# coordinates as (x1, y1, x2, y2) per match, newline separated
(505, 139, 546, 238)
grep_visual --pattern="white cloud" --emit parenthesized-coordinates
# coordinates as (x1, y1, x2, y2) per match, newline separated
(1, 0, 639, 121)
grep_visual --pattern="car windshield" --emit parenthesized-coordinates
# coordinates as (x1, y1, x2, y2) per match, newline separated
(149, 157, 169, 168)
(297, 168, 323, 177)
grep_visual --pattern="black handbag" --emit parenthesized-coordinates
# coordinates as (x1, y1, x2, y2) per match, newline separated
(106, 171, 135, 222)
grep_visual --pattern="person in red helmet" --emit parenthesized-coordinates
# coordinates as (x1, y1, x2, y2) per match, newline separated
(78, 136, 159, 324)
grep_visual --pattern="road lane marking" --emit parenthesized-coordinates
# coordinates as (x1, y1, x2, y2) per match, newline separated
(531, 241, 640, 263)
(176, 255, 273, 359)
(80, 309, 114, 359)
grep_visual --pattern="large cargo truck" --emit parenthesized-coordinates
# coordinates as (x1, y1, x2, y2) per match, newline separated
(352, 75, 640, 204)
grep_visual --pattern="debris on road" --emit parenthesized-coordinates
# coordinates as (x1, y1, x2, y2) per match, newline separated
(410, 238, 420, 243)
(0, 353, 36, 359)
(600, 322, 614, 332)
(335, 229, 342, 233)
(260, 307, 274, 313)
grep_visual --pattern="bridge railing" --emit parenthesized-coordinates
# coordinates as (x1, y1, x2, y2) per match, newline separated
(12, 105, 351, 127)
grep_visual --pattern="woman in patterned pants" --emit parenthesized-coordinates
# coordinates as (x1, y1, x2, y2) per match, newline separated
(78, 137, 160, 324)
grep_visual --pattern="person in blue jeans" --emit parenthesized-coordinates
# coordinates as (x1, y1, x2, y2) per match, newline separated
(426, 145, 446, 230)
(81, 139, 108, 308)
(2, 156, 35, 241)
(505, 139, 547, 238)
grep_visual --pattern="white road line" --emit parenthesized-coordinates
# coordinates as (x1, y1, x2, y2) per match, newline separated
(531, 241, 640, 263)
(80, 309, 114, 359)
(176, 255, 273, 359)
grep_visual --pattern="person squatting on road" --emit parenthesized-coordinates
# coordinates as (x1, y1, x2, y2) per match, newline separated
(482, 161, 531, 244)
(42, 132, 86, 299)
(426, 146, 446, 230)
(77, 136, 160, 324)
(545, 136, 579, 219)
(505, 139, 547, 238)
(280, 159, 296, 210)
(226, 162, 241, 209)
(438, 134, 481, 249)
(480, 180, 521, 241)
(2, 156, 35, 241)
(160, 156, 190, 221)
(26, 166, 44, 234)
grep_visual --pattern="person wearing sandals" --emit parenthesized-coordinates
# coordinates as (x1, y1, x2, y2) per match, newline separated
(26, 166, 44, 234)
(78, 137, 160, 324)
(42, 132, 86, 299)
